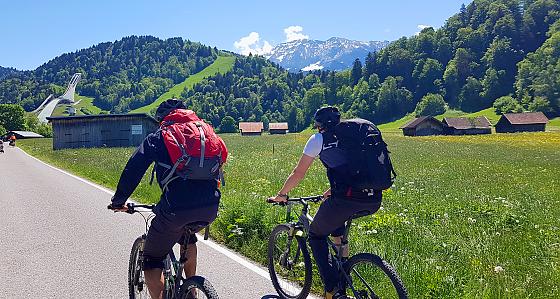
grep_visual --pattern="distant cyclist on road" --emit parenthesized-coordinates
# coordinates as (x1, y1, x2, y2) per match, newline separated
(109, 99, 228, 299)
(269, 106, 395, 299)
(9, 134, 16, 146)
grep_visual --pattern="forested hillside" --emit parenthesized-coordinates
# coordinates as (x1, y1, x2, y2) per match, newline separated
(0, 36, 218, 112)
(0, 66, 22, 80)
(184, 0, 559, 131)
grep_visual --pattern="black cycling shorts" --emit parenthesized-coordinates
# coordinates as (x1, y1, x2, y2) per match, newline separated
(143, 204, 219, 270)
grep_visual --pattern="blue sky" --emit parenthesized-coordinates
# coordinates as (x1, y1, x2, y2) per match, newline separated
(0, 0, 472, 70)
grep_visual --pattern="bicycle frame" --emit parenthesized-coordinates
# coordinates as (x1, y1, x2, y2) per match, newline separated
(280, 197, 367, 298)
(120, 203, 199, 299)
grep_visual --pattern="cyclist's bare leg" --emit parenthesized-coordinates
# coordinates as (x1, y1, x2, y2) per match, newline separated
(183, 243, 198, 278)
(145, 269, 164, 299)
(182, 243, 198, 297)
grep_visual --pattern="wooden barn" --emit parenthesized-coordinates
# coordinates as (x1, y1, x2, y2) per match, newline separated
(495, 112, 549, 133)
(239, 122, 264, 136)
(400, 116, 444, 136)
(269, 122, 289, 134)
(443, 116, 492, 135)
(47, 114, 159, 150)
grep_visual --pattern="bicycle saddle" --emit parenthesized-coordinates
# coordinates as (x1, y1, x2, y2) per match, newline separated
(184, 221, 210, 232)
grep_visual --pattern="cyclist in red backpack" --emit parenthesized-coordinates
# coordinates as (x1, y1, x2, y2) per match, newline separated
(109, 99, 228, 299)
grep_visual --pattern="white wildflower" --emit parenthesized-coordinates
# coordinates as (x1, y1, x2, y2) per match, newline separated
(494, 265, 504, 273)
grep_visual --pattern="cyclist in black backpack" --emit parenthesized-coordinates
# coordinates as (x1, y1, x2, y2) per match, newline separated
(269, 106, 393, 299)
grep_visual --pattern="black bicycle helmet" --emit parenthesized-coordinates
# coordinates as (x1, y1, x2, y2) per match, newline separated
(314, 106, 341, 130)
(155, 99, 186, 121)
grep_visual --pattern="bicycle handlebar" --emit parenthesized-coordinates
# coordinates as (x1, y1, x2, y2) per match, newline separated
(267, 195, 323, 205)
(107, 202, 156, 214)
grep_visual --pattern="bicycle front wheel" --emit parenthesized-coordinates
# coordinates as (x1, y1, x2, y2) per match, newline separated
(179, 275, 219, 299)
(343, 253, 408, 299)
(268, 224, 312, 299)
(128, 236, 149, 299)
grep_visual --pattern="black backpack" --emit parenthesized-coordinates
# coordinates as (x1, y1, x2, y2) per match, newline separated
(334, 118, 396, 191)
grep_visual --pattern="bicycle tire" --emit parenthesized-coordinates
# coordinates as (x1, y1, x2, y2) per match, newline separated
(343, 253, 408, 299)
(179, 275, 219, 299)
(128, 236, 149, 299)
(268, 224, 312, 299)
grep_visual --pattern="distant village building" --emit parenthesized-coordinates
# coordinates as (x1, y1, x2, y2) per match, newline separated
(3, 131, 44, 141)
(495, 112, 549, 133)
(400, 116, 444, 136)
(443, 116, 492, 135)
(47, 114, 158, 150)
(238, 122, 264, 136)
(269, 122, 289, 134)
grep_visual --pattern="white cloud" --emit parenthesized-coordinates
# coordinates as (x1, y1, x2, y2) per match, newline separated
(284, 25, 309, 42)
(233, 32, 273, 56)
(416, 24, 432, 35)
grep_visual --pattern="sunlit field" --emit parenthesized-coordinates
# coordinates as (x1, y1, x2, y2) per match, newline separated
(20, 131, 560, 298)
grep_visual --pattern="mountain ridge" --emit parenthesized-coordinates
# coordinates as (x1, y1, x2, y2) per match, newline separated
(266, 37, 389, 72)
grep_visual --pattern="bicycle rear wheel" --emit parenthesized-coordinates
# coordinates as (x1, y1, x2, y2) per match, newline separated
(128, 236, 149, 299)
(268, 224, 312, 299)
(343, 253, 408, 299)
(179, 275, 219, 299)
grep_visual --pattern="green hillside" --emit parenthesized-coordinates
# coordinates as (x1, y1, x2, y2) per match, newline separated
(52, 95, 107, 117)
(131, 55, 235, 114)
(0, 36, 219, 112)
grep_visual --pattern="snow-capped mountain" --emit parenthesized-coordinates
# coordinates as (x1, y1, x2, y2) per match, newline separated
(266, 37, 389, 72)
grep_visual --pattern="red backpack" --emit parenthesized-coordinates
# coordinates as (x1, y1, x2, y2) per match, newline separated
(156, 109, 227, 190)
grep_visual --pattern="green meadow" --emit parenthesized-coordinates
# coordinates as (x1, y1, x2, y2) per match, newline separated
(19, 131, 560, 298)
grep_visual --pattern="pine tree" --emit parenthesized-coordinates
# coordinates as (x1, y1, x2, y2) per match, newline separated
(351, 58, 363, 87)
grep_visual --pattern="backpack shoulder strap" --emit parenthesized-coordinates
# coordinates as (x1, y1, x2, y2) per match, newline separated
(194, 121, 206, 167)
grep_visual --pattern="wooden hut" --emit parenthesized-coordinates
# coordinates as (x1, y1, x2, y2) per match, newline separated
(239, 122, 264, 136)
(495, 112, 548, 133)
(443, 116, 492, 135)
(4, 131, 44, 140)
(47, 114, 158, 150)
(400, 116, 444, 136)
(269, 122, 289, 134)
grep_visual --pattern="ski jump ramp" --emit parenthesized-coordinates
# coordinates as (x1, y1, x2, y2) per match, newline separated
(37, 73, 81, 123)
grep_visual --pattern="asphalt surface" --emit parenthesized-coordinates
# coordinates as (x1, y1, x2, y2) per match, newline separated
(0, 143, 316, 299)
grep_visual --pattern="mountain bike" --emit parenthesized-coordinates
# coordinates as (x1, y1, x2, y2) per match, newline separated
(111, 203, 219, 299)
(267, 196, 408, 299)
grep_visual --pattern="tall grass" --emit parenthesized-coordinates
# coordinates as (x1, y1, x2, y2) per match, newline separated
(19, 131, 560, 298)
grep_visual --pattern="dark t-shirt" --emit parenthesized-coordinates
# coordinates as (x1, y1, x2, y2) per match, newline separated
(112, 131, 221, 211)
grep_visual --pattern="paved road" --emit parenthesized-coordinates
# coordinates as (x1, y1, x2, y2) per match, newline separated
(0, 144, 313, 298)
